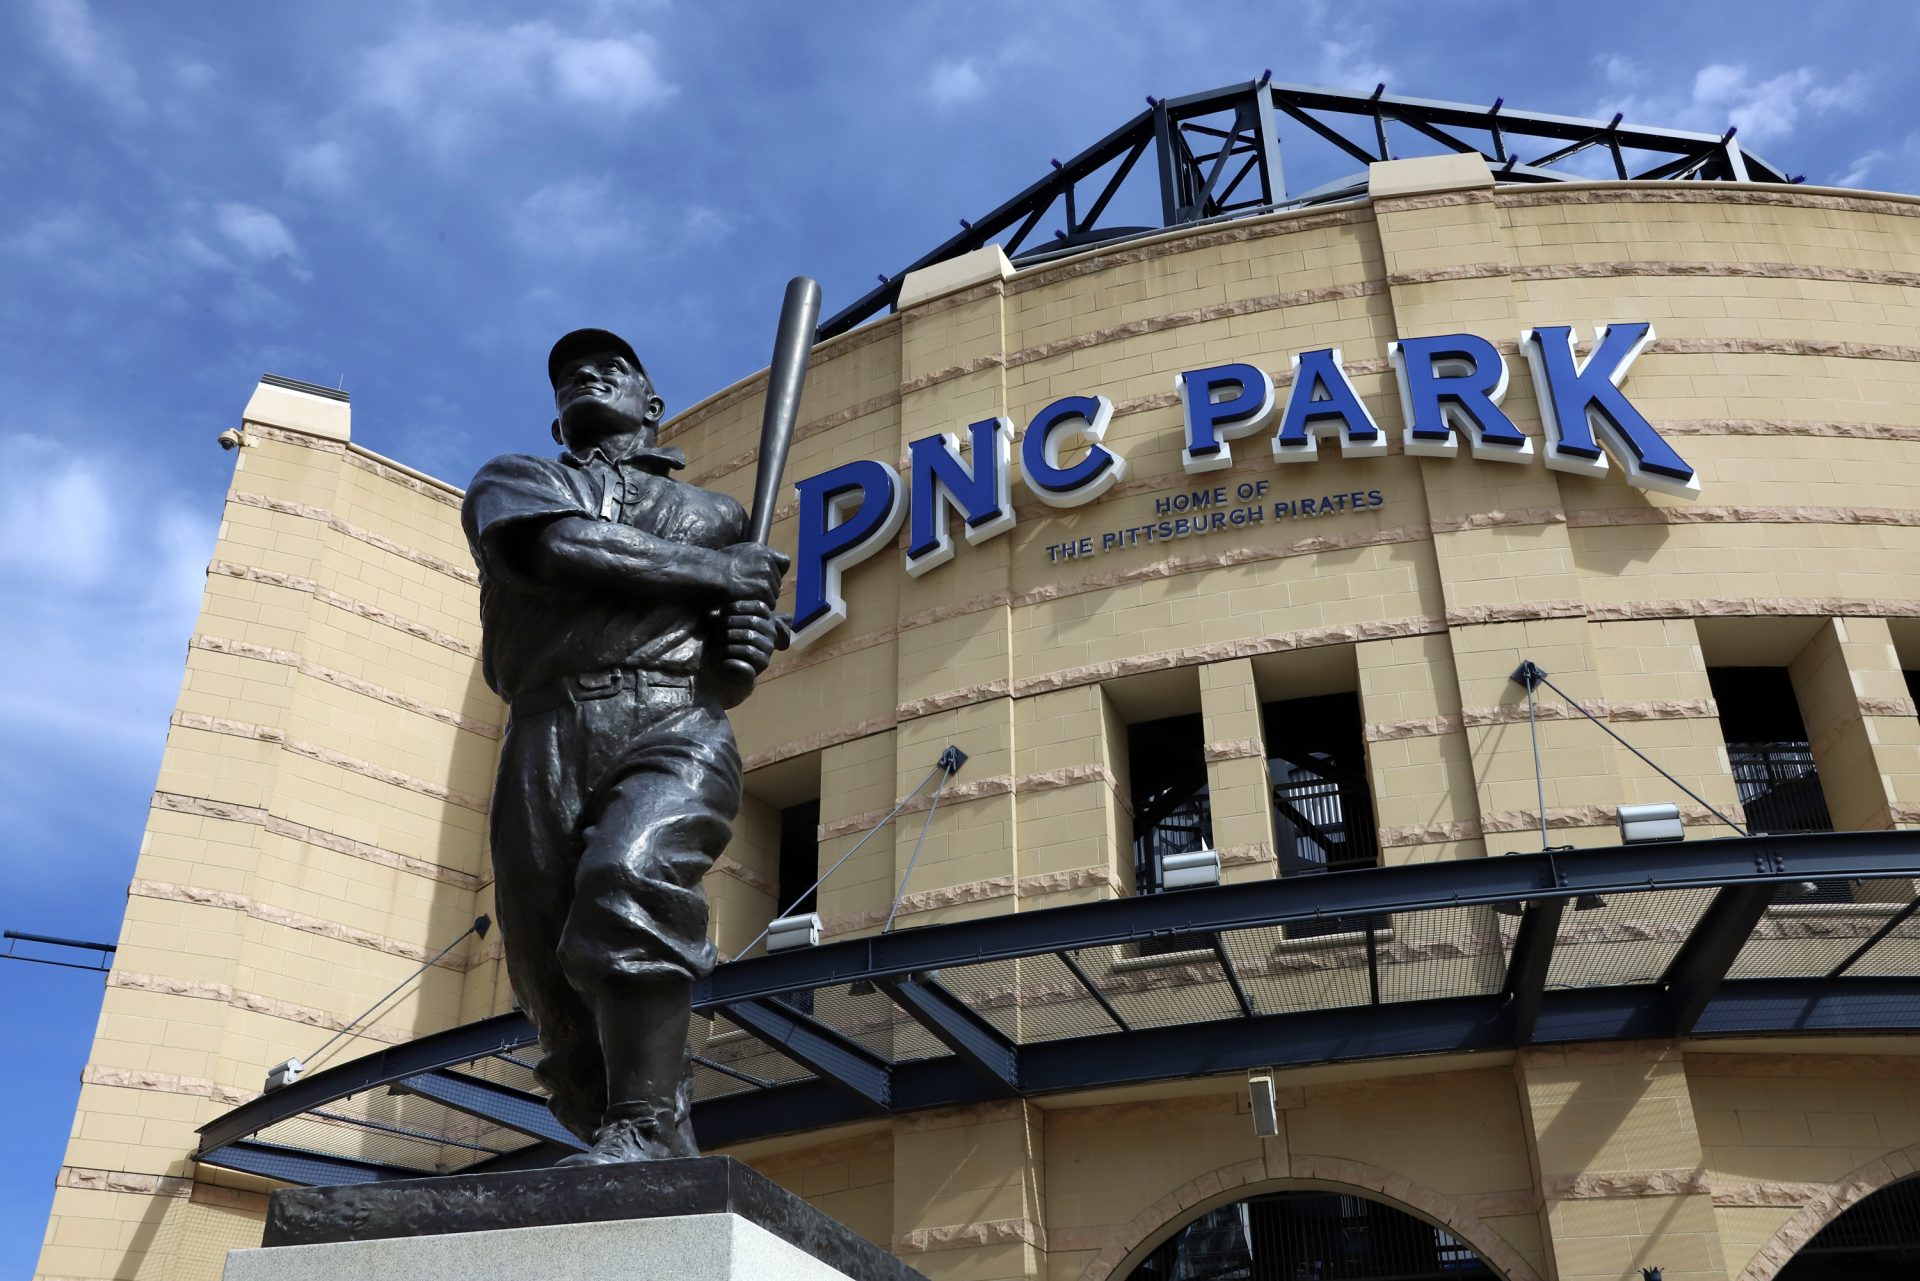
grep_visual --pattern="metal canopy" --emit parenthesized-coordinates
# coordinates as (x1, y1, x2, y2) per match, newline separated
(195, 831, 1920, 1187)
(818, 78, 1794, 339)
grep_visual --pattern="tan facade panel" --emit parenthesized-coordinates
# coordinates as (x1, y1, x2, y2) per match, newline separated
(41, 168, 1920, 1281)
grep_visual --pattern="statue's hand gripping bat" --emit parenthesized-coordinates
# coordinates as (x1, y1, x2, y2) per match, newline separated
(717, 276, 821, 683)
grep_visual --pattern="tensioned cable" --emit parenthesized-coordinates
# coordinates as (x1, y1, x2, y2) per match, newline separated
(1532, 668, 1748, 837)
(735, 758, 947, 960)
(883, 765, 955, 934)
(299, 915, 490, 1071)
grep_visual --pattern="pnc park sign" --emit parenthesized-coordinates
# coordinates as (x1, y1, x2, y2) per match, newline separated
(789, 322, 1698, 649)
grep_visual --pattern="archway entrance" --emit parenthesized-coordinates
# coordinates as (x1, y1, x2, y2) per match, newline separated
(1123, 1188, 1502, 1281)
(1777, 1176, 1920, 1279)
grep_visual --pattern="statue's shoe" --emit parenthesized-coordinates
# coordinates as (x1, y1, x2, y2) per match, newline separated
(556, 1109, 678, 1166)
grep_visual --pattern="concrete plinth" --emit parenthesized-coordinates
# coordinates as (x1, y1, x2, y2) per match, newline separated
(225, 1212, 861, 1281)
(225, 1157, 923, 1281)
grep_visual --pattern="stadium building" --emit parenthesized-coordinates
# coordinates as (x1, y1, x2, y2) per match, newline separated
(34, 81, 1920, 1281)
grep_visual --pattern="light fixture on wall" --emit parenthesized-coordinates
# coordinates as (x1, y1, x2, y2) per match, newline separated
(1161, 849, 1222, 890)
(1618, 803, 1684, 845)
(765, 913, 823, 953)
(1248, 1072, 1280, 1137)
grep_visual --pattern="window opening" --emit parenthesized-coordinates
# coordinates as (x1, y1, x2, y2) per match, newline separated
(777, 798, 821, 917)
(1264, 693, 1382, 939)
(1709, 666, 1840, 904)
(1128, 713, 1214, 894)
(773, 797, 820, 1014)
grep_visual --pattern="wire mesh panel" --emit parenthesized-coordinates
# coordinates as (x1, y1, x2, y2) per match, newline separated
(1730, 899, 1920, 979)
(1843, 905, 1920, 977)
(1546, 888, 1716, 990)
(1069, 941, 1249, 1029)
(1219, 924, 1371, 1016)
(939, 955, 1127, 1044)
(701, 1011, 821, 1087)
(1376, 904, 1510, 1004)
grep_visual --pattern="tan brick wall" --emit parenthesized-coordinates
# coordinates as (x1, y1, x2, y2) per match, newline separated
(42, 167, 1920, 1280)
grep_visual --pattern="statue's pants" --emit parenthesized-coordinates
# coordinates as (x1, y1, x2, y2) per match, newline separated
(489, 668, 741, 1140)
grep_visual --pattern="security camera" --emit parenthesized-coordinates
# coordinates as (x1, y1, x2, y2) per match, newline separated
(218, 428, 245, 450)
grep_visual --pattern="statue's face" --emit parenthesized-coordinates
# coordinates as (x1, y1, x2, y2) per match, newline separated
(553, 352, 663, 450)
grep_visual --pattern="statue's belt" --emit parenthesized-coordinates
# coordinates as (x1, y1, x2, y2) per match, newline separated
(510, 666, 697, 721)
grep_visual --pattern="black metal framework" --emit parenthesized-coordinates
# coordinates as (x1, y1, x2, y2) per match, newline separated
(1126, 1188, 1497, 1281)
(194, 830, 1920, 1187)
(819, 79, 1796, 339)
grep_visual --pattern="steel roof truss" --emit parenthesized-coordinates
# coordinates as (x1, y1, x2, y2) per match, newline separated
(1662, 882, 1778, 1034)
(722, 998, 892, 1112)
(1208, 933, 1257, 1018)
(877, 972, 1020, 1093)
(1502, 899, 1566, 1043)
(394, 1067, 582, 1150)
(196, 1140, 417, 1187)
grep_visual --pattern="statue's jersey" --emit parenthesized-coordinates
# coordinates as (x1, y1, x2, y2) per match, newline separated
(461, 442, 747, 702)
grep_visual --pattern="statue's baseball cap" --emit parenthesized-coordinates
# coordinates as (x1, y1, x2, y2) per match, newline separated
(548, 328, 649, 390)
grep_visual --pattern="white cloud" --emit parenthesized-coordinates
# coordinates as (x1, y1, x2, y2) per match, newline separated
(928, 59, 987, 109)
(286, 139, 354, 196)
(1314, 38, 1390, 93)
(682, 205, 732, 245)
(0, 435, 215, 771)
(515, 176, 636, 258)
(215, 203, 300, 263)
(32, 0, 143, 115)
(356, 20, 675, 153)
(1597, 62, 1866, 148)
(1835, 150, 1884, 189)
(172, 59, 215, 91)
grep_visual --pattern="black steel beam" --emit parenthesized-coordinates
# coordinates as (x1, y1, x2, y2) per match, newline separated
(1690, 977, 1920, 1035)
(395, 1069, 581, 1149)
(210, 971, 1920, 1184)
(699, 832, 1919, 1007)
(193, 1011, 535, 1155)
(817, 79, 1797, 340)
(721, 999, 892, 1111)
(1503, 899, 1566, 1043)
(1663, 883, 1778, 1034)
(195, 1140, 419, 1187)
(1057, 948, 1130, 1031)
(1209, 934, 1257, 1018)
(877, 973, 1019, 1093)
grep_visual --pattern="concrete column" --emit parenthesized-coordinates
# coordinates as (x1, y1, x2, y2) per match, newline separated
(1791, 617, 1920, 834)
(887, 248, 1022, 932)
(892, 1102, 1046, 1281)
(1515, 1045, 1728, 1281)
(1200, 659, 1278, 884)
(1355, 632, 1486, 864)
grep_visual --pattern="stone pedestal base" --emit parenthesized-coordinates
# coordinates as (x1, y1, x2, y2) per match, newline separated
(226, 1212, 863, 1281)
(223, 1157, 921, 1281)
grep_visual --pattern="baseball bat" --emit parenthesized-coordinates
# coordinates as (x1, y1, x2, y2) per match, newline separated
(746, 276, 822, 546)
(721, 275, 821, 681)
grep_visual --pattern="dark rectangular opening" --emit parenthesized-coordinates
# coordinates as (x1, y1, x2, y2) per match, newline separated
(1127, 712, 1214, 895)
(1126, 711, 1215, 957)
(1708, 666, 1841, 904)
(776, 798, 821, 918)
(772, 797, 821, 1014)
(1263, 692, 1383, 938)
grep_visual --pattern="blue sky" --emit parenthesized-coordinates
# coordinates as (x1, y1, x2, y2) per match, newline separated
(1, 0, 1915, 1267)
